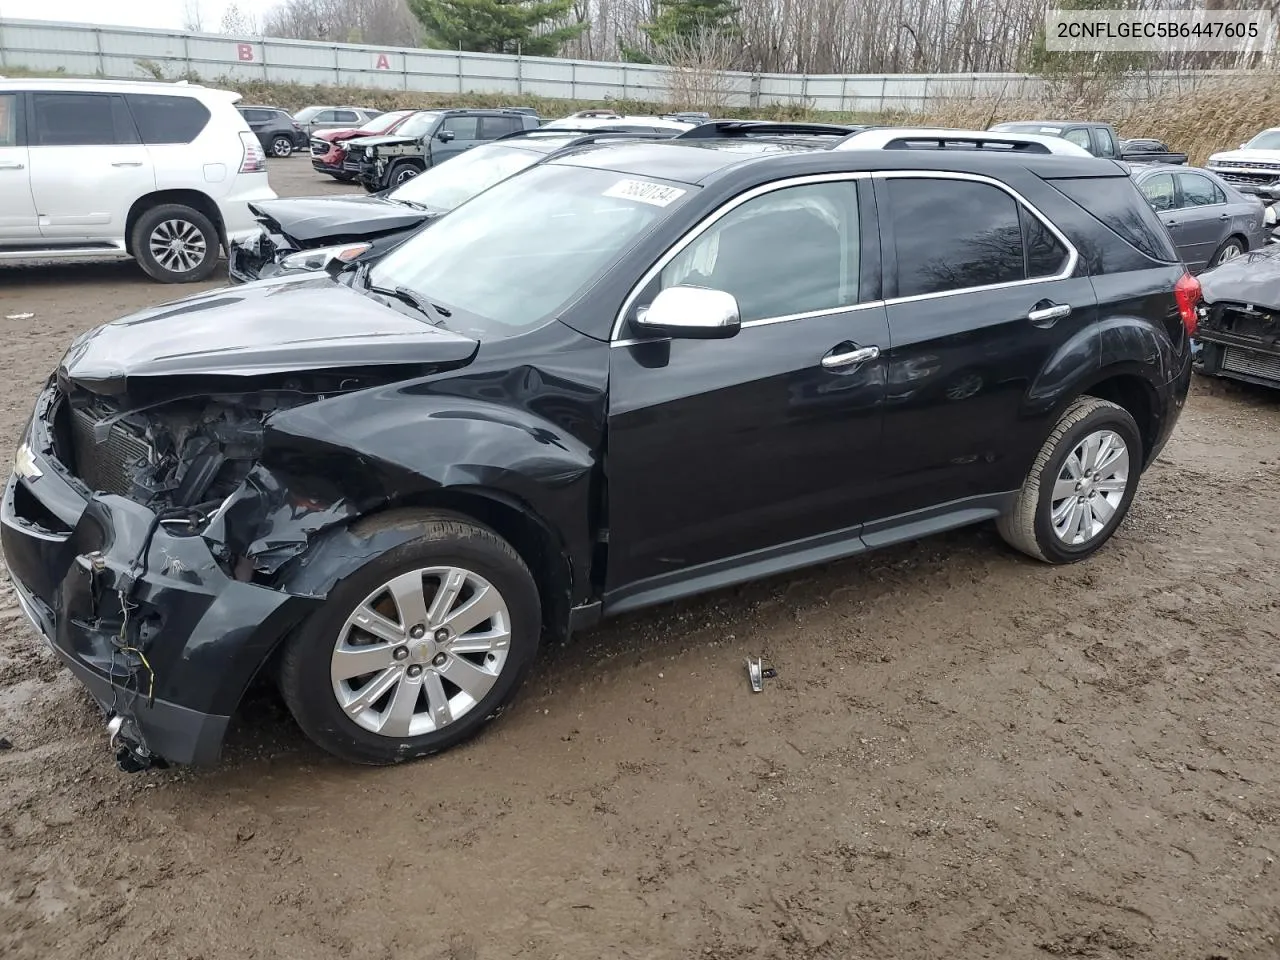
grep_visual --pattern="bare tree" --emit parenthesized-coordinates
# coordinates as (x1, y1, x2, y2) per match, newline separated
(261, 0, 421, 45)
(182, 0, 205, 32)
(220, 1, 259, 36)
(660, 28, 744, 110)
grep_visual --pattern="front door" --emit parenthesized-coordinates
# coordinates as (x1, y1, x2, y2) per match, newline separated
(1172, 171, 1230, 270)
(605, 177, 889, 602)
(872, 173, 1099, 524)
(27, 91, 154, 242)
(429, 115, 483, 167)
(0, 91, 38, 242)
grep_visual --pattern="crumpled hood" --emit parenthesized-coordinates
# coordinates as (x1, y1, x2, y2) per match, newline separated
(250, 195, 431, 243)
(1208, 148, 1280, 167)
(1199, 247, 1280, 309)
(346, 134, 416, 150)
(59, 276, 478, 390)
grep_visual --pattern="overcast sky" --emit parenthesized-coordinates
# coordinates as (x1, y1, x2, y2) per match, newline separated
(0, 1, 242, 31)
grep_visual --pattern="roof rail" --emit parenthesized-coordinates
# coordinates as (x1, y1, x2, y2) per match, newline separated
(497, 127, 678, 144)
(834, 127, 1092, 156)
(675, 120, 870, 140)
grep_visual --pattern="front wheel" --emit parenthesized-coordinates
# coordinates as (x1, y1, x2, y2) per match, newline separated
(279, 513, 541, 765)
(389, 161, 422, 187)
(271, 136, 294, 158)
(997, 397, 1142, 564)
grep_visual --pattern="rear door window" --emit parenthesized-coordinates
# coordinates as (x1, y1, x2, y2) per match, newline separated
(128, 94, 211, 144)
(480, 115, 522, 139)
(334, 110, 359, 124)
(887, 178, 1027, 297)
(1178, 172, 1225, 207)
(32, 92, 137, 146)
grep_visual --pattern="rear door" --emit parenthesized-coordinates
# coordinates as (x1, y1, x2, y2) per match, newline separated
(1173, 171, 1230, 269)
(27, 91, 154, 242)
(872, 172, 1098, 525)
(479, 115, 523, 142)
(0, 90, 38, 242)
(606, 176, 889, 597)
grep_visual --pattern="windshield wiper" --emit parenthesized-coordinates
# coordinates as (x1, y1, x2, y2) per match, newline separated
(368, 283, 452, 326)
(391, 198, 432, 211)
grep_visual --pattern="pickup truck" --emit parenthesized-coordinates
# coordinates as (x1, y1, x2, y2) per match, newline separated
(989, 121, 1185, 164)
(1207, 128, 1280, 202)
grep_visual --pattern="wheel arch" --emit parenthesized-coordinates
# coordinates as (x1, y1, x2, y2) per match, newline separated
(1075, 371, 1158, 464)
(125, 189, 227, 256)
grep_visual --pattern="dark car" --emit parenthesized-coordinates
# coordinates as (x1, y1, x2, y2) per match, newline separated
(1194, 247, 1280, 389)
(238, 106, 308, 158)
(231, 129, 679, 284)
(2, 133, 1196, 772)
(345, 108, 541, 191)
(1132, 164, 1268, 270)
(990, 120, 1188, 164)
(1120, 138, 1189, 165)
(310, 109, 417, 181)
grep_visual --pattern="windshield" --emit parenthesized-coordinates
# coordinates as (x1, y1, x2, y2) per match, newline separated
(388, 111, 440, 139)
(364, 110, 413, 135)
(368, 164, 693, 339)
(388, 143, 546, 211)
(1245, 131, 1280, 150)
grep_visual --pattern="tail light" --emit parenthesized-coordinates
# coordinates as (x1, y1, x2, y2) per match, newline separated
(1174, 271, 1201, 337)
(239, 131, 266, 173)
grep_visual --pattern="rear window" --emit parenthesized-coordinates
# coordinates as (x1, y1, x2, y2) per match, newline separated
(1049, 176, 1179, 262)
(127, 94, 210, 144)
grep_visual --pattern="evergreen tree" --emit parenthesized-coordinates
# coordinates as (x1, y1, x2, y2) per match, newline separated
(407, 0, 584, 56)
(643, 0, 740, 49)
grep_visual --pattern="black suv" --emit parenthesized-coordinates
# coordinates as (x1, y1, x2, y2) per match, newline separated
(2, 130, 1196, 771)
(345, 108, 542, 191)
(238, 105, 308, 158)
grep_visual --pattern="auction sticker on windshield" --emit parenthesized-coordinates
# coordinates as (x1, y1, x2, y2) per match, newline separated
(603, 179, 687, 207)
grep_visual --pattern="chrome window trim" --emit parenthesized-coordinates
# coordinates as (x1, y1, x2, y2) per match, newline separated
(610, 171, 873, 344)
(876, 170, 1079, 306)
(609, 168, 1080, 344)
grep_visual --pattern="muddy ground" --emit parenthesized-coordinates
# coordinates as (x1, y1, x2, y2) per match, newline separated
(1, 157, 1278, 960)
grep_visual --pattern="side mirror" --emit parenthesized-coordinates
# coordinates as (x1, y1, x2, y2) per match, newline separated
(634, 286, 741, 340)
(437, 129, 455, 142)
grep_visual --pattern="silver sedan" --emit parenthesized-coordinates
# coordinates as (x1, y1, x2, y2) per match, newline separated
(1132, 163, 1269, 271)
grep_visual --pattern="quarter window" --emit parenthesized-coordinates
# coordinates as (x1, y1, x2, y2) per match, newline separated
(660, 181, 862, 323)
(1021, 206, 1069, 278)
(1178, 173, 1225, 207)
(1140, 172, 1176, 212)
(129, 94, 210, 143)
(888, 178, 1028, 298)
(32, 92, 136, 146)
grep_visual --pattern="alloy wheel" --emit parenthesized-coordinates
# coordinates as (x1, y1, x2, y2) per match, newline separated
(1049, 429, 1131, 545)
(273, 137, 293, 157)
(1215, 242, 1243, 265)
(330, 566, 512, 738)
(148, 219, 208, 275)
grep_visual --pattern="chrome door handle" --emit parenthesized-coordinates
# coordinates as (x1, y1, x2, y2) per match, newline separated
(0, 161, 24, 170)
(821, 345, 880, 369)
(1027, 303, 1072, 324)
(112, 161, 143, 167)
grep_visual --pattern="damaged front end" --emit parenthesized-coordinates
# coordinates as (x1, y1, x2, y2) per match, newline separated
(1, 279, 484, 770)
(1197, 248, 1280, 389)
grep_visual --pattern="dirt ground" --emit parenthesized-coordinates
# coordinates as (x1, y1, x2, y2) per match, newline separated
(1, 157, 1278, 960)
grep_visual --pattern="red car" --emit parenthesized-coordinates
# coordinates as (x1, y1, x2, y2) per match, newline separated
(310, 109, 416, 180)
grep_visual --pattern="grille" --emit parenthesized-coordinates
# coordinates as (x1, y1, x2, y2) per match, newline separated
(1219, 171, 1280, 186)
(1223, 347, 1280, 383)
(68, 407, 151, 496)
(1213, 160, 1280, 172)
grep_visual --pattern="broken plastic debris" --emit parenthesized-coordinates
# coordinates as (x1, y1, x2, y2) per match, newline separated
(745, 658, 777, 692)
(6, 313, 34, 321)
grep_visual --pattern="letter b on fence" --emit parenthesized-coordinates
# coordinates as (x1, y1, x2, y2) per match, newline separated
(237, 43, 255, 62)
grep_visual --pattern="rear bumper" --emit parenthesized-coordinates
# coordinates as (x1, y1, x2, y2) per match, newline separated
(1, 384, 315, 765)
(216, 174, 278, 242)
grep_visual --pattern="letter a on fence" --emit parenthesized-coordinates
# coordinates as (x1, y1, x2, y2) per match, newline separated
(376, 54, 390, 70)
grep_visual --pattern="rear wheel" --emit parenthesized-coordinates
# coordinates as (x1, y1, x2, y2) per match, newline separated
(1210, 237, 1245, 267)
(271, 136, 294, 158)
(997, 397, 1142, 564)
(279, 513, 541, 765)
(131, 203, 220, 283)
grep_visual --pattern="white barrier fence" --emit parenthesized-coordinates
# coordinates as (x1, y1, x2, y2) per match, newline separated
(0, 18, 1240, 112)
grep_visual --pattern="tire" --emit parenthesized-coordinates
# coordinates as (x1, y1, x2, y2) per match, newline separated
(131, 203, 220, 283)
(1210, 237, 1245, 267)
(389, 160, 422, 187)
(271, 136, 294, 158)
(279, 512, 541, 765)
(997, 397, 1143, 564)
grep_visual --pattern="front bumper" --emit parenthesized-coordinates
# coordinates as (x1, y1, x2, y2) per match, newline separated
(227, 228, 295, 285)
(1196, 335, 1280, 388)
(1, 385, 316, 764)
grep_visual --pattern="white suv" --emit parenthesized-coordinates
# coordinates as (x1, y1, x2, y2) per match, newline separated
(0, 77, 276, 282)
